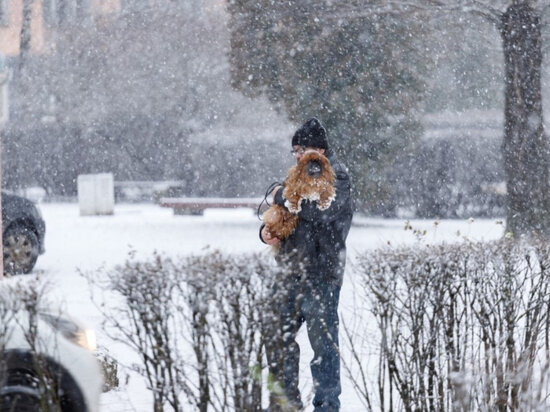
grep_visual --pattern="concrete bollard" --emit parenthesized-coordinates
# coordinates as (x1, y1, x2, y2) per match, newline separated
(77, 173, 115, 216)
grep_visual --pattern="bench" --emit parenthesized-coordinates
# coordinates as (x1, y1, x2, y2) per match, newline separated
(158, 197, 268, 215)
(114, 180, 185, 202)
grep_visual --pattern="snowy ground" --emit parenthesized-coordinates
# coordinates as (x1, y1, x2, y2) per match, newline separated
(23, 203, 505, 411)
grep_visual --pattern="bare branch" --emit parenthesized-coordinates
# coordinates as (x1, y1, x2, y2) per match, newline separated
(318, 0, 504, 28)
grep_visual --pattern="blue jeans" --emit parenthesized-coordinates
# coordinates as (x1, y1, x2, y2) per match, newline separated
(266, 280, 341, 411)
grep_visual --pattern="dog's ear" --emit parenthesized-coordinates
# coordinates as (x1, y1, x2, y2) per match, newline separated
(263, 205, 299, 240)
(282, 165, 303, 213)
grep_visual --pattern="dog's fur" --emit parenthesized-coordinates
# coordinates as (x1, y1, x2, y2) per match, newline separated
(263, 150, 336, 242)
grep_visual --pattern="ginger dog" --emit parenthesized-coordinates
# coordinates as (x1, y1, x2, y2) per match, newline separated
(263, 150, 336, 242)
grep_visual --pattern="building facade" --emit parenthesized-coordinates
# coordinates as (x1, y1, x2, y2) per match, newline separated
(0, 0, 120, 56)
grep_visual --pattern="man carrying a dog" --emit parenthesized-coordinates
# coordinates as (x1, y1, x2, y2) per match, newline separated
(260, 118, 353, 412)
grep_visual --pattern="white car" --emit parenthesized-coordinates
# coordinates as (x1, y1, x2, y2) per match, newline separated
(0, 308, 103, 412)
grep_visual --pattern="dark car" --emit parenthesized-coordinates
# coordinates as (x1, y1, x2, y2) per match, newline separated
(1, 192, 46, 275)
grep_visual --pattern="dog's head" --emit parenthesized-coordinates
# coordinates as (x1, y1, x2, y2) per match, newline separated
(283, 150, 336, 213)
(294, 150, 335, 186)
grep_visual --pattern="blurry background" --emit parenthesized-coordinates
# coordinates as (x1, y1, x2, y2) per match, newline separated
(1, 0, 548, 218)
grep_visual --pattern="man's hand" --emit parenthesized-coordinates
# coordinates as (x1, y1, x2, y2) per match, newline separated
(261, 226, 280, 246)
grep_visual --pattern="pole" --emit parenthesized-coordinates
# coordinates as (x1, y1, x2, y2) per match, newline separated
(0, 67, 8, 279)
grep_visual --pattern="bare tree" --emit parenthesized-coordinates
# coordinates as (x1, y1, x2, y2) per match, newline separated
(396, 0, 548, 236)
(18, 0, 34, 69)
(499, 2, 549, 236)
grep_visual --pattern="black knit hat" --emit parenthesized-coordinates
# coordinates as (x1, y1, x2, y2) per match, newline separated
(291, 118, 328, 150)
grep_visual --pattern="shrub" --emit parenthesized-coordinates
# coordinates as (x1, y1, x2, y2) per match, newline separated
(97, 349, 120, 392)
(88, 250, 290, 412)
(0, 277, 67, 411)
(345, 238, 550, 411)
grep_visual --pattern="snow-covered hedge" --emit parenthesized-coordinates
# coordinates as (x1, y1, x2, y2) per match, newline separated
(91, 251, 292, 412)
(347, 238, 550, 411)
(91, 240, 550, 411)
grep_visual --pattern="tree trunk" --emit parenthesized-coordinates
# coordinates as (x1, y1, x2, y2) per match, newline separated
(19, 0, 34, 70)
(501, 3, 550, 237)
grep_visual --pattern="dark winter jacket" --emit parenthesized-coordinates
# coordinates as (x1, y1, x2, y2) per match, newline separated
(262, 152, 353, 286)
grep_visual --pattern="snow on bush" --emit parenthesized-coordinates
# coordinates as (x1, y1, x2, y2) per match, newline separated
(346, 238, 550, 411)
(88, 250, 293, 412)
(87, 238, 550, 411)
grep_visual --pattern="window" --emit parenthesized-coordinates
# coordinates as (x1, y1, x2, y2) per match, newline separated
(0, 0, 9, 27)
(42, 0, 58, 26)
(43, 0, 89, 26)
(0, 81, 9, 125)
